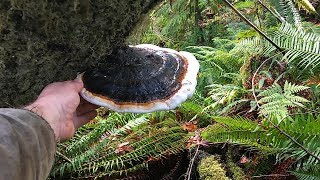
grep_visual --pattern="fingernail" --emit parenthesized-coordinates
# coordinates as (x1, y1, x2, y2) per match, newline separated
(74, 77, 82, 83)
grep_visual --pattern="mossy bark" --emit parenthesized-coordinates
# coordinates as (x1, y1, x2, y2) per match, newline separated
(0, 0, 159, 107)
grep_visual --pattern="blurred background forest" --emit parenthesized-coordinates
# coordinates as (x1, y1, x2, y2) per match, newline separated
(50, 0, 320, 179)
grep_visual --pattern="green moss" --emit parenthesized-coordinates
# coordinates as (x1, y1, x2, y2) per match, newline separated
(0, 0, 159, 106)
(198, 155, 229, 180)
(226, 155, 246, 180)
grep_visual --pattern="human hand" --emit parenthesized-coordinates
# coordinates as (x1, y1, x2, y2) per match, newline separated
(25, 80, 98, 142)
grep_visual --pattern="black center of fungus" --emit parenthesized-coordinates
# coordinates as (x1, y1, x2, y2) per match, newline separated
(82, 46, 186, 103)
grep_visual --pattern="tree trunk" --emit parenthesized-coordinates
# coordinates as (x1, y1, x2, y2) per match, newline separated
(0, 0, 160, 107)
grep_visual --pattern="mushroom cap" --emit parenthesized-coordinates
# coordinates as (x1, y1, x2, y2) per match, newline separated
(78, 44, 199, 113)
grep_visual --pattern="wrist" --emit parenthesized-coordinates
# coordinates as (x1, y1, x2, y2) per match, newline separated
(24, 100, 60, 139)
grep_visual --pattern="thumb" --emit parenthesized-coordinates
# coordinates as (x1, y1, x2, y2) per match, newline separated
(72, 79, 84, 92)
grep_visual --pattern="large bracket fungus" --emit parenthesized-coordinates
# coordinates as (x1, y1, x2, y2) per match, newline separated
(78, 44, 199, 113)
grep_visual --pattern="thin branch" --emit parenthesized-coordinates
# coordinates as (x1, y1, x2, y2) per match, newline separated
(56, 151, 72, 163)
(185, 145, 200, 180)
(3, 101, 15, 108)
(257, 0, 285, 23)
(222, 0, 283, 52)
(252, 174, 290, 178)
(251, 56, 320, 162)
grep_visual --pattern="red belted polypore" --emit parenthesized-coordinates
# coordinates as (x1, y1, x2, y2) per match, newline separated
(78, 44, 199, 113)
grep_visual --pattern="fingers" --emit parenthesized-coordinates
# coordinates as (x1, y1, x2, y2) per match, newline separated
(39, 80, 84, 97)
(75, 99, 99, 129)
(74, 110, 98, 129)
(56, 80, 84, 92)
(80, 96, 87, 104)
(76, 101, 99, 116)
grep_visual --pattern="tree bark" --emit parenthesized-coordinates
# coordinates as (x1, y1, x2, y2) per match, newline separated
(0, 0, 159, 107)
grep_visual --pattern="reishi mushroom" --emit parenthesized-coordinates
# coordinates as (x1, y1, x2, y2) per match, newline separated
(78, 44, 199, 113)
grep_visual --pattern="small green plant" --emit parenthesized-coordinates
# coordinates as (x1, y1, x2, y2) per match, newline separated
(258, 81, 309, 122)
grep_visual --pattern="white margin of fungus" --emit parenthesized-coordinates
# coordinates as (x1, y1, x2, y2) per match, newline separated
(78, 44, 200, 113)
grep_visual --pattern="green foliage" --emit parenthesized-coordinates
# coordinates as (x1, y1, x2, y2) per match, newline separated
(235, 22, 320, 80)
(258, 81, 309, 121)
(268, 0, 317, 27)
(127, 0, 234, 48)
(234, 0, 255, 10)
(127, 0, 193, 48)
(274, 23, 320, 69)
(236, 29, 258, 40)
(292, 0, 317, 13)
(197, 155, 229, 180)
(203, 115, 320, 171)
(184, 45, 243, 93)
(63, 113, 136, 158)
(291, 164, 320, 180)
(232, 37, 263, 56)
(183, 44, 247, 116)
(202, 116, 265, 148)
(50, 0, 320, 179)
(283, 0, 303, 28)
(205, 84, 249, 114)
(51, 113, 188, 179)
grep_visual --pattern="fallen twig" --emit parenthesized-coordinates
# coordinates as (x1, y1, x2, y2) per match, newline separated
(184, 145, 200, 180)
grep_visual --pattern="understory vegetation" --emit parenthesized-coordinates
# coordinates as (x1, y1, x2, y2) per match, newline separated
(51, 0, 320, 179)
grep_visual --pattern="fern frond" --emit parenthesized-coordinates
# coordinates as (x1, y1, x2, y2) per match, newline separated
(51, 116, 188, 179)
(204, 84, 248, 115)
(232, 37, 263, 55)
(273, 23, 320, 69)
(82, 163, 148, 179)
(235, 23, 320, 71)
(204, 115, 320, 169)
(78, 129, 186, 173)
(286, 0, 303, 28)
(257, 81, 309, 121)
(278, 0, 291, 20)
(64, 114, 132, 157)
(292, 0, 317, 13)
(203, 117, 275, 153)
(213, 116, 259, 130)
(283, 114, 320, 136)
(284, 81, 309, 94)
(291, 164, 320, 180)
(220, 99, 251, 114)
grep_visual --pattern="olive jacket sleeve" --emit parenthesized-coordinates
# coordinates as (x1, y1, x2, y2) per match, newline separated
(0, 108, 56, 180)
